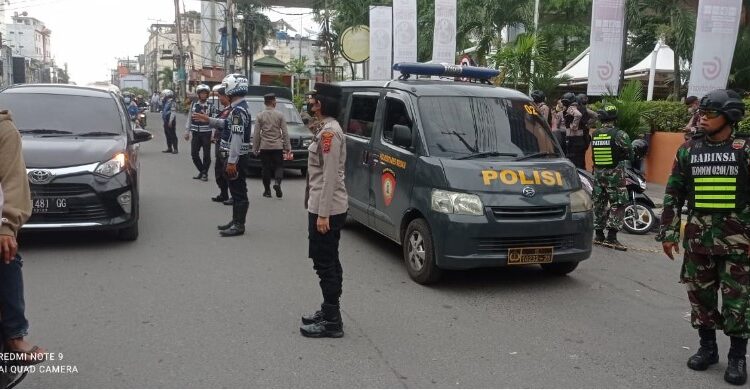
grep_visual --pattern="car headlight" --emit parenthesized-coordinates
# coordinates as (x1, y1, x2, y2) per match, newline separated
(570, 189, 593, 213)
(302, 138, 312, 148)
(95, 153, 126, 177)
(431, 189, 484, 216)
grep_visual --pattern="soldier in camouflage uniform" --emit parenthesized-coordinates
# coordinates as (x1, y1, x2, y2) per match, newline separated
(657, 90, 748, 386)
(591, 105, 631, 251)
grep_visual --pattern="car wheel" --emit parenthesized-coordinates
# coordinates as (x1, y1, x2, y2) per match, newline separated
(403, 219, 442, 284)
(540, 261, 579, 275)
(117, 221, 139, 241)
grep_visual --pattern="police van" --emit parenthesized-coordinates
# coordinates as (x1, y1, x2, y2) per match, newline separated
(316, 63, 593, 284)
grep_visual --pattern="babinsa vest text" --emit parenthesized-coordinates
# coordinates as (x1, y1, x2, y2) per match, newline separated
(591, 128, 627, 168)
(687, 139, 749, 212)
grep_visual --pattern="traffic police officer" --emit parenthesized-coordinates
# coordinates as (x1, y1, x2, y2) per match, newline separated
(185, 84, 213, 181)
(300, 94, 348, 338)
(161, 89, 178, 154)
(252, 93, 291, 198)
(591, 105, 632, 251)
(658, 90, 748, 386)
(205, 74, 252, 237)
(202, 84, 233, 203)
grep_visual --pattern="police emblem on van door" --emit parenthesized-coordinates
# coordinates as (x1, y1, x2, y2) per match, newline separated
(381, 168, 396, 206)
(522, 186, 536, 198)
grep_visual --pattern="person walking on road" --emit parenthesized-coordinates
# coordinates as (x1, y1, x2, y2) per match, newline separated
(590, 105, 632, 251)
(161, 89, 178, 154)
(657, 89, 748, 386)
(300, 94, 349, 338)
(252, 93, 291, 199)
(185, 84, 213, 181)
(0, 110, 47, 366)
(201, 74, 252, 237)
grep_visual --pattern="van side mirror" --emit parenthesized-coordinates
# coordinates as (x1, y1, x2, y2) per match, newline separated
(132, 129, 153, 144)
(392, 124, 412, 148)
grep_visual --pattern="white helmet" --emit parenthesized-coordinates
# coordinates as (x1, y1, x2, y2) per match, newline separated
(196, 84, 210, 94)
(161, 89, 174, 98)
(221, 74, 248, 97)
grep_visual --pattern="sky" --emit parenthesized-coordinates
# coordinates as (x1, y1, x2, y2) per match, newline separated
(3, 0, 317, 86)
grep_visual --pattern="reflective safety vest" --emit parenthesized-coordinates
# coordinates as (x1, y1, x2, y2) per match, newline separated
(687, 140, 749, 212)
(591, 127, 626, 168)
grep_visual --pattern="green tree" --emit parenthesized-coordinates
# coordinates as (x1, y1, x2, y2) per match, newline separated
(235, 0, 274, 57)
(158, 67, 174, 91)
(537, 0, 591, 71)
(457, 0, 532, 65)
(287, 56, 310, 96)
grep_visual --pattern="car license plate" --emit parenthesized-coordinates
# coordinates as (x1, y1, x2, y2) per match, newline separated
(32, 197, 69, 214)
(507, 247, 554, 265)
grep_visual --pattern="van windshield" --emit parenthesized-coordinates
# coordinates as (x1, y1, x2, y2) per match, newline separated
(418, 96, 560, 159)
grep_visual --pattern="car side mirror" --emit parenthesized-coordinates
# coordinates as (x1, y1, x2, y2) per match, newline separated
(132, 129, 153, 144)
(392, 124, 412, 149)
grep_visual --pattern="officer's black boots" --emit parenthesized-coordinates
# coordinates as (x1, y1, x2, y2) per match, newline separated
(212, 193, 229, 202)
(220, 201, 249, 237)
(604, 230, 627, 251)
(200, 173, 209, 182)
(299, 303, 344, 338)
(273, 183, 283, 198)
(223, 198, 234, 206)
(193, 173, 203, 180)
(593, 230, 606, 245)
(217, 219, 234, 231)
(688, 329, 719, 371)
(301, 307, 324, 325)
(263, 188, 272, 198)
(725, 337, 747, 385)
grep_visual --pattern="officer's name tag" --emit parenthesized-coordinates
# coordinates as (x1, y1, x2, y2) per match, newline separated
(231, 125, 244, 134)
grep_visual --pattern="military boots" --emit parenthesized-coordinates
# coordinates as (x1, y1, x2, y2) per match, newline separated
(300, 306, 324, 325)
(604, 230, 627, 251)
(300, 303, 344, 338)
(688, 329, 719, 371)
(220, 202, 249, 237)
(593, 230, 606, 246)
(725, 337, 747, 386)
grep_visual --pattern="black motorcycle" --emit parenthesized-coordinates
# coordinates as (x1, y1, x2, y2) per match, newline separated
(577, 164, 657, 235)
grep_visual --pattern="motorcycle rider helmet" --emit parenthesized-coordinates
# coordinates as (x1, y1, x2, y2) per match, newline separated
(631, 138, 649, 161)
(698, 89, 746, 124)
(161, 89, 174, 98)
(576, 93, 589, 106)
(122, 91, 133, 104)
(221, 74, 248, 97)
(530, 90, 545, 104)
(561, 92, 576, 106)
(596, 104, 618, 122)
(196, 84, 211, 95)
(212, 84, 226, 96)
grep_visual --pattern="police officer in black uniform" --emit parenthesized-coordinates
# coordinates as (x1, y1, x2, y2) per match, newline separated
(185, 84, 213, 181)
(202, 74, 252, 237)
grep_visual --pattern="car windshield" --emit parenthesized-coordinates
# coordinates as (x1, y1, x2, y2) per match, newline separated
(0, 92, 124, 134)
(418, 96, 560, 159)
(245, 99, 303, 124)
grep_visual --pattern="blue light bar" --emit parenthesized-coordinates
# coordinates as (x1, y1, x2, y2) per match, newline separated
(393, 62, 500, 80)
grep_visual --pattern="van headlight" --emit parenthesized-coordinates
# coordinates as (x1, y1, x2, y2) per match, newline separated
(302, 138, 312, 148)
(431, 189, 484, 216)
(570, 189, 593, 213)
(95, 153, 126, 177)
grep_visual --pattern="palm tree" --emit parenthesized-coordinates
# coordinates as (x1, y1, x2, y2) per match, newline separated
(286, 56, 310, 97)
(158, 67, 174, 91)
(495, 34, 551, 89)
(459, 0, 533, 65)
(235, 0, 274, 57)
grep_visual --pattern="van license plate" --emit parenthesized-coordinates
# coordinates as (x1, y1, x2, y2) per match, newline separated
(507, 247, 554, 265)
(32, 198, 69, 214)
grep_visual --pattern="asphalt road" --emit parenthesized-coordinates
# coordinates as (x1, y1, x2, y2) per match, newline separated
(14, 112, 738, 388)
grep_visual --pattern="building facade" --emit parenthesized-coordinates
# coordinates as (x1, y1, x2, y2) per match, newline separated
(7, 12, 51, 64)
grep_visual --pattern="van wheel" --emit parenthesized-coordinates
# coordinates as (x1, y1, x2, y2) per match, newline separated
(117, 221, 139, 241)
(540, 262, 579, 275)
(403, 219, 442, 284)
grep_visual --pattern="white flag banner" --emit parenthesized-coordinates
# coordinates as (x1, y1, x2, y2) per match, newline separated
(432, 0, 457, 65)
(392, 0, 417, 77)
(587, 0, 625, 96)
(369, 6, 393, 80)
(687, 0, 743, 98)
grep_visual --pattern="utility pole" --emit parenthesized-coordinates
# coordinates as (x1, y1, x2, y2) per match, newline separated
(174, 0, 187, 102)
(227, 0, 234, 73)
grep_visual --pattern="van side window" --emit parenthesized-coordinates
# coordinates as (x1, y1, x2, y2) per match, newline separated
(346, 96, 378, 138)
(382, 98, 412, 145)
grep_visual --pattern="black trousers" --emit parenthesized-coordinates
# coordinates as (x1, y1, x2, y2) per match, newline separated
(566, 135, 588, 169)
(308, 212, 347, 306)
(214, 143, 228, 196)
(260, 149, 284, 191)
(163, 122, 178, 152)
(190, 132, 212, 174)
(227, 154, 248, 204)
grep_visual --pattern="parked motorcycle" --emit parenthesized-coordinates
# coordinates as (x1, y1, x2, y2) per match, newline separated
(577, 164, 657, 235)
(136, 107, 147, 129)
(0, 344, 27, 389)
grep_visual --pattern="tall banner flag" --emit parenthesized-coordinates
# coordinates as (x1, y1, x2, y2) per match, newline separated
(587, 0, 626, 95)
(688, 0, 743, 98)
(392, 0, 418, 77)
(369, 6, 393, 80)
(432, 0, 457, 65)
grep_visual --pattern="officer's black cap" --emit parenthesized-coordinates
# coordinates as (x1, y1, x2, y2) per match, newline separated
(264, 93, 276, 104)
(304, 89, 317, 97)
